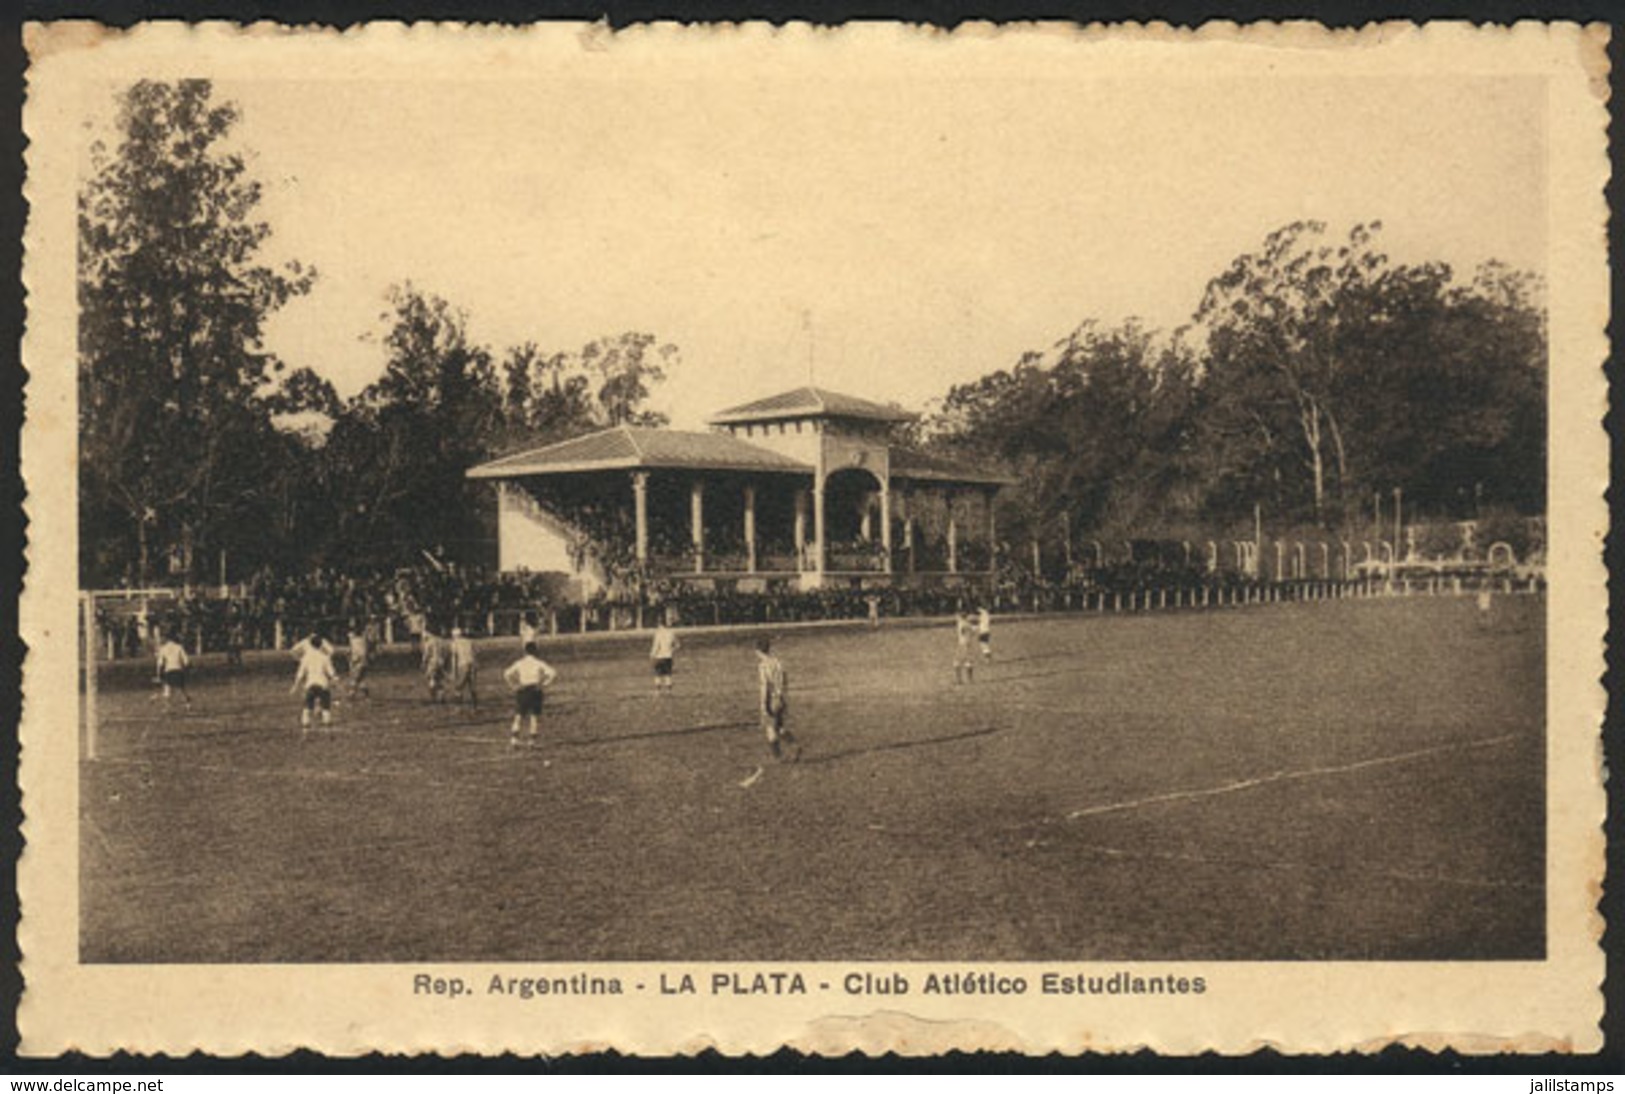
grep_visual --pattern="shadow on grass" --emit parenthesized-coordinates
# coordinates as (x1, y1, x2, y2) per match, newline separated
(555, 719, 757, 749)
(798, 725, 999, 766)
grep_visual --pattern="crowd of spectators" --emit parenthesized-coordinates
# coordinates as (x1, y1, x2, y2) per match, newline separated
(90, 545, 1445, 662)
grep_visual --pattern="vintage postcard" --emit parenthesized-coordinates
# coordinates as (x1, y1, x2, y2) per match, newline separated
(17, 21, 1609, 1056)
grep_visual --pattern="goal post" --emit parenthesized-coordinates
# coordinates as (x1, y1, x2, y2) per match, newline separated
(82, 590, 98, 762)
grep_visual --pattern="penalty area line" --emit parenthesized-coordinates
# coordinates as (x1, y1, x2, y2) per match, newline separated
(1064, 732, 1525, 821)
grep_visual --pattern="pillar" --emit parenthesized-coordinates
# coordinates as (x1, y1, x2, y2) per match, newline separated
(860, 497, 873, 543)
(900, 491, 915, 573)
(743, 484, 757, 573)
(690, 479, 705, 574)
(794, 488, 808, 570)
(812, 476, 827, 573)
(879, 484, 893, 573)
(946, 492, 959, 574)
(632, 472, 649, 565)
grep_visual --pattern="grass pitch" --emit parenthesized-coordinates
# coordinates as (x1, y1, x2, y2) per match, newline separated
(81, 594, 1544, 962)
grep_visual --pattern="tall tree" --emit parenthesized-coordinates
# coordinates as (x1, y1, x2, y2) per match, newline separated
(334, 285, 503, 566)
(924, 320, 1198, 542)
(495, 331, 676, 447)
(78, 79, 314, 585)
(1194, 220, 1388, 525)
(580, 331, 676, 427)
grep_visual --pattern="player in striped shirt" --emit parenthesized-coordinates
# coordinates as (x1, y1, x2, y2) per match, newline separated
(756, 636, 798, 762)
(954, 611, 976, 685)
(346, 620, 372, 699)
(449, 627, 479, 709)
(421, 626, 451, 704)
(503, 642, 558, 749)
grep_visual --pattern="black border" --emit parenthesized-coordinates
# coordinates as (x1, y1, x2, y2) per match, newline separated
(1, 0, 1618, 1074)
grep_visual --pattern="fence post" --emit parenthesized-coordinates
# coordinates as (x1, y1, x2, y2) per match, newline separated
(274, 619, 285, 651)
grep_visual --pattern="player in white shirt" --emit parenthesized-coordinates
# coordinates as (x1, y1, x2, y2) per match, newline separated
(649, 618, 680, 693)
(976, 606, 994, 662)
(290, 632, 340, 734)
(503, 642, 558, 749)
(153, 632, 191, 706)
(518, 611, 542, 649)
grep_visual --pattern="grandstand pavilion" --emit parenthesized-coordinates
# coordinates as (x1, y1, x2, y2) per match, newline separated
(467, 387, 1012, 595)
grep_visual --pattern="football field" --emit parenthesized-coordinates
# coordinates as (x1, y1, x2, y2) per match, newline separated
(80, 594, 1545, 963)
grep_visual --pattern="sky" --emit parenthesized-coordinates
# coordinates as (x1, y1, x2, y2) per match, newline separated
(86, 62, 1547, 430)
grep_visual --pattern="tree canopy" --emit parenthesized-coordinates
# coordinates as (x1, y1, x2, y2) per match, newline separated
(77, 81, 679, 585)
(79, 79, 315, 585)
(76, 80, 1544, 585)
(922, 221, 1546, 543)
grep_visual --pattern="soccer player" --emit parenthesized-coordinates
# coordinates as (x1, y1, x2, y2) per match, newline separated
(1476, 584, 1494, 629)
(755, 636, 798, 762)
(290, 632, 339, 735)
(519, 610, 542, 649)
(153, 629, 192, 706)
(650, 616, 680, 693)
(225, 614, 246, 669)
(421, 626, 450, 704)
(346, 619, 372, 699)
(953, 611, 976, 685)
(503, 641, 558, 749)
(449, 626, 479, 709)
(976, 605, 993, 662)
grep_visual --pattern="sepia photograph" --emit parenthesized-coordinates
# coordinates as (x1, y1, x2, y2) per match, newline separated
(18, 21, 1608, 1056)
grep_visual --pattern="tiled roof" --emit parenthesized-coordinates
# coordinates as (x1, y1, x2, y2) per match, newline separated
(888, 445, 1015, 486)
(708, 386, 918, 425)
(467, 426, 812, 479)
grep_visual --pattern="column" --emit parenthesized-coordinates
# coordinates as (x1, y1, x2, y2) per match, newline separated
(631, 472, 649, 565)
(794, 488, 808, 571)
(860, 494, 873, 543)
(812, 475, 827, 573)
(879, 483, 893, 573)
(690, 479, 705, 574)
(947, 492, 959, 574)
(743, 484, 757, 573)
(898, 489, 915, 574)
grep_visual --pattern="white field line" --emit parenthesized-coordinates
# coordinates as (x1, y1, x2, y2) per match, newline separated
(1063, 732, 1523, 821)
(92, 754, 450, 787)
(1050, 839, 1539, 892)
